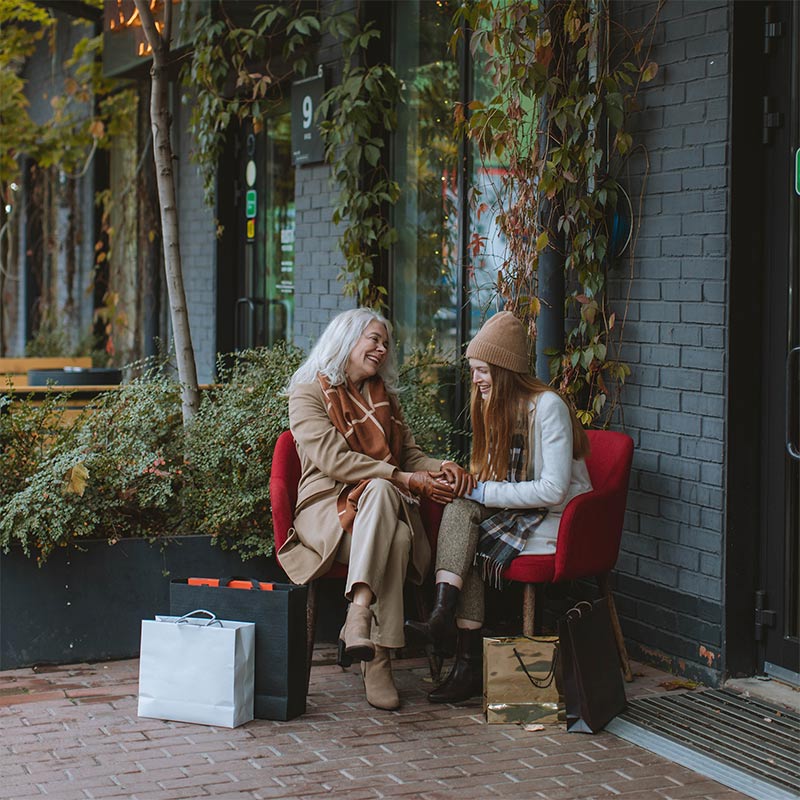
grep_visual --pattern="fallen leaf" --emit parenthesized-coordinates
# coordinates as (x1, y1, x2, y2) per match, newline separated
(658, 679, 699, 691)
(62, 462, 89, 497)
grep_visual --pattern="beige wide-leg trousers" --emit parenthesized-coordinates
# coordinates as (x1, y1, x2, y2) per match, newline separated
(435, 497, 493, 624)
(335, 479, 413, 648)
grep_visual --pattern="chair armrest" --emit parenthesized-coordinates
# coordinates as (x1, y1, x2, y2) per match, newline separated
(270, 473, 295, 552)
(553, 487, 625, 582)
(419, 498, 443, 551)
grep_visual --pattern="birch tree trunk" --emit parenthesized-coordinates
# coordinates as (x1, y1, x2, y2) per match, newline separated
(134, 0, 199, 423)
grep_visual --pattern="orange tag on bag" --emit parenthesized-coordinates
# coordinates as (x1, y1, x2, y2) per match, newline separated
(187, 578, 273, 591)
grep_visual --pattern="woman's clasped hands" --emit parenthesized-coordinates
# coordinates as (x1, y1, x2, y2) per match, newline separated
(397, 461, 476, 505)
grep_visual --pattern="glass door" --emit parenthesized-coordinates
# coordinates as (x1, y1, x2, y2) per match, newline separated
(234, 102, 295, 351)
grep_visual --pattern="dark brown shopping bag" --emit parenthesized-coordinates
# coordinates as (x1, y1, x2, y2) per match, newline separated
(170, 578, 307, 721)
(558, 598, 627, 733)
(483, 635, 563, 724)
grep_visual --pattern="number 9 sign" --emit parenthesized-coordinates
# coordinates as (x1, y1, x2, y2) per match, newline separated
(302, 95, 313, 130)
(291, 73, 325, 165)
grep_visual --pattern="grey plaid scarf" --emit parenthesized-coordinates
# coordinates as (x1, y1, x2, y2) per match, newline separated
(474, 430, 548, 589)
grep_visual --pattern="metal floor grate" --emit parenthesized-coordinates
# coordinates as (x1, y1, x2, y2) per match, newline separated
(606, 688, 800, 800)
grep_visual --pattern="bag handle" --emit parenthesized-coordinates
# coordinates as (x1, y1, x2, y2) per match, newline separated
(513, 643, 560, 689)
(219, 576, 264, 590)
(175, 609, 222, 627)
(564, 600, 593, 621)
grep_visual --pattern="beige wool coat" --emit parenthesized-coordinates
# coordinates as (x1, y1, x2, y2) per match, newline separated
(278, 380, 444, 586)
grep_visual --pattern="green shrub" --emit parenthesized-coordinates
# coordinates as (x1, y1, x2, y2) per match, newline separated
(0, 363, 184, 561)
(0, 343, 457, 563)
(182, 343, 304, 560)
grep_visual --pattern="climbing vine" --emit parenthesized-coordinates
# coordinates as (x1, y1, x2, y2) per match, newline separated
(453, 0, 660, 425)
(316, 13, 402, 308)
(184, 2, 400, 307)
(181, 1, 321, 205)
(0, 0, 136, 358)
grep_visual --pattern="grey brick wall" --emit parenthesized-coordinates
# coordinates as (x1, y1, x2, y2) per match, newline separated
(290, 4, 357, 352)
(292, 151, 353, 353)
(609, 0, 730, 683)
(175, 95, 217, 385)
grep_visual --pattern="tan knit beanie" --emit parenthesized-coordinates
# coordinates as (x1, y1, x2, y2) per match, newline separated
(465, 311, 529, 373)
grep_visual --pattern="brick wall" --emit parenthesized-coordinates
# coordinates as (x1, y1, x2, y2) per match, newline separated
(609, 0, 730, 683)
(175, 96, 218, 385)
(292, 162, 353, 351)
(291, 12, 356, 352)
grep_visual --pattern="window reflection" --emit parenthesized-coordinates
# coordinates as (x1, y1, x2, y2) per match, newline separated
(392, 0, 459, 362)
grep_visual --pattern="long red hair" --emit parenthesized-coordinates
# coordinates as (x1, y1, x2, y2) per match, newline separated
(470, 366, 590, 481)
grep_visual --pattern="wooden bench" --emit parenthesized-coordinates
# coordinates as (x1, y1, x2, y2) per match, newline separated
(1, 357, 118, 426)
(0, 357, 94, 388)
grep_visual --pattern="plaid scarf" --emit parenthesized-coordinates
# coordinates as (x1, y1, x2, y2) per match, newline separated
(474, 430, 548, 588)
(318, 373, 406, 533)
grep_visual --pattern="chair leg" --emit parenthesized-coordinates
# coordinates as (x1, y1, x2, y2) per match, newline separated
(305, 580, 318, 694)
(522, 584, 537, 637)
(597, 573, 633, 683)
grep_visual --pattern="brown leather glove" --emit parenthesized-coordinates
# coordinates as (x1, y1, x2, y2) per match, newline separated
(440, 461, 477, 497)
(408, 471, 455, 505)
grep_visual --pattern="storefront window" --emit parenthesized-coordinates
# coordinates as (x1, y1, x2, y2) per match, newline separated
(467, 47, 517, 338)
(260, 107, 295, 345)
(235, 103, 295, 349)
(391, 0, 460, 362)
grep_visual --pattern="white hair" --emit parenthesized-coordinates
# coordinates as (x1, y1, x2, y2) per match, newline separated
(286, 308, 400, 395)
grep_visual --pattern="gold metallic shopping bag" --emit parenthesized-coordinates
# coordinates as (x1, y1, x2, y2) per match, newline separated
(483, 635, 564, 725)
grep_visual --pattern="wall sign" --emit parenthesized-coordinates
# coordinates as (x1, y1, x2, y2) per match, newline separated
(245, 190, 257, 219)
(291, 72, 325, 166)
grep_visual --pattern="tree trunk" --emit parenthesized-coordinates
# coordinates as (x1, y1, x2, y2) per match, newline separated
(133, 0, 199, 423)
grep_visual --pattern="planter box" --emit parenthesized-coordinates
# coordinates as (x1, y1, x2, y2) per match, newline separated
(0, 536, 348, 670)
(0, 536, 285, 670)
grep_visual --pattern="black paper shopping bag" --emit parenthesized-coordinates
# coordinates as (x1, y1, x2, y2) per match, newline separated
(170, 578, 307, 721)
(558, 597, 627, 733)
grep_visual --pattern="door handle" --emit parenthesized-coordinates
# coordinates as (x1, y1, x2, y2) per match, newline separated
(787, 346, 800, 461)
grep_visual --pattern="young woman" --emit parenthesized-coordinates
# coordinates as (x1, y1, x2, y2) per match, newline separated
(405, 311, 592, 703)
(281, 308, 473, 710)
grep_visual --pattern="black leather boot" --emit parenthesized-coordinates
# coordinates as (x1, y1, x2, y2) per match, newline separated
(404, 582, 460, 660)
(427, 627, 483, 704)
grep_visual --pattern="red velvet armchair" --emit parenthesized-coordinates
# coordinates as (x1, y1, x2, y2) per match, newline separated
(502, 429, 635, 681)
(270, 430, 443, 684)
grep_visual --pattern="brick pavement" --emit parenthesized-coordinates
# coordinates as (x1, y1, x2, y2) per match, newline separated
(0, 650, 749, 800)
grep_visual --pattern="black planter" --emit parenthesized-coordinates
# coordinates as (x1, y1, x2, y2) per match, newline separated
(0, 535, 347, 670)
(26, 367, 123, 386)
(0, 536, 283, 670)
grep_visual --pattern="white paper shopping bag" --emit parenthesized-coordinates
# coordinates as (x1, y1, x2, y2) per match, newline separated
(137, 609, 255, 728)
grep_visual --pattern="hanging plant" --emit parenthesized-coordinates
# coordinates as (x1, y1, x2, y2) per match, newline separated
(453, 0, 660, 426)
(181, 1, 321, 205)
(316, 11, 402, 308)
(184, 2, 401, 307)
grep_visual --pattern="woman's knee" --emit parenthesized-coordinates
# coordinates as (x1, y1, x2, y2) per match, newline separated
(360, 478, 401, 510)
(441, 496, 481, 524)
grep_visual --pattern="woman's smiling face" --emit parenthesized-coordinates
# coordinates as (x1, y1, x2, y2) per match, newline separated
(469, 358, 493, 400)
(347, 321, 390, 385)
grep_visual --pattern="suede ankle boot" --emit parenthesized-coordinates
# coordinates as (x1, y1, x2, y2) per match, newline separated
(339, 603, 376, 664)
(427, 627, 483, 704)
(362, 646, 400, 710)
(404, 582, 460, 659)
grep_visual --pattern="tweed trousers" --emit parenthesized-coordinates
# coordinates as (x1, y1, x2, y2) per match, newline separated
(335, 478, 414, 648)
(434, 497, 493, 624)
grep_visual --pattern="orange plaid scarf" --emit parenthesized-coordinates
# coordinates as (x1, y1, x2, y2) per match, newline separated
(318, 373, 406, 533)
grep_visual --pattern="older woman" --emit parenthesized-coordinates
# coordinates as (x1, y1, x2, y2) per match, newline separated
(279, 308, 473, 710)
